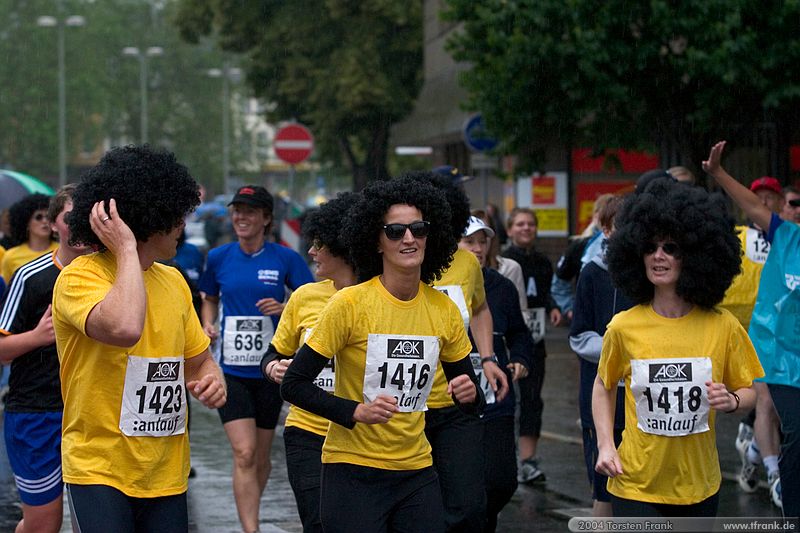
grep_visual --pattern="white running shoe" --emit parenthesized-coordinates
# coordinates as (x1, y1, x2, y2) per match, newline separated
(768, 471, 783, 509)
(735, 423, 759, 493)
(735, 422, 753, 459)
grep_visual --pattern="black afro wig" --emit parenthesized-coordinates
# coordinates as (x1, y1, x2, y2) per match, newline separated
(342, 174, 455, 284)
(407, 170, 471, 240)
(302, 191, 360, 268)
(67, 145, 200, 250)
(607, 178, 741, 309)
(8, 193, 53, 246)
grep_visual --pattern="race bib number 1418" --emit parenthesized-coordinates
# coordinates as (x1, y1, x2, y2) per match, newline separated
(630, 357, 712, 437)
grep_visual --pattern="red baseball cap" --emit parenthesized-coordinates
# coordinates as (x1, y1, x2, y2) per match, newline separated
(749, 176, 782, 195)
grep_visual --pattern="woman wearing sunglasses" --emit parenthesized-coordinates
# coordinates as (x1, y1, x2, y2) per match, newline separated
(282, 174, 483, 533)
(592, 178, 763, 517)
(1, 194, 58, 283)
(260, 192, 359, 533)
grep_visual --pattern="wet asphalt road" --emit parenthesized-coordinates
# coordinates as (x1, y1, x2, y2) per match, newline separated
(0, 328, 783, 532)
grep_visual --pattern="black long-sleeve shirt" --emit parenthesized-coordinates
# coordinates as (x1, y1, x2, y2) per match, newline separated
(501, 244, 559, 312)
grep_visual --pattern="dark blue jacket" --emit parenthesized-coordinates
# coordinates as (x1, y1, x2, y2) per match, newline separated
(470, 267, 533, 420)
(569, 254, 632, 429)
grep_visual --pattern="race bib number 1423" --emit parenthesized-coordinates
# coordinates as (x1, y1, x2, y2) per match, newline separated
(119, 355, 186, 437)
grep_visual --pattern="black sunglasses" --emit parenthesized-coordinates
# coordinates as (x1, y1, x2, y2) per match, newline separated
(789, 198, 800, 207)
(382, 221, 431, 240)
(643, 241, 680, 256)
(32, 213, 47, 221)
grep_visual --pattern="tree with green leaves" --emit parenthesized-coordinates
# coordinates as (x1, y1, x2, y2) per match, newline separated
(0, 0, 237, 192)
(174, 0, 423, 189)
(444, 0, 800, 174)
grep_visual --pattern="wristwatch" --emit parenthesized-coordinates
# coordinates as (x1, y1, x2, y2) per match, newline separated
(480, 354, 498, 365)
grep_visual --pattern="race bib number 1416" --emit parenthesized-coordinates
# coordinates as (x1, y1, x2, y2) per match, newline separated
(362, 334, 439, 412)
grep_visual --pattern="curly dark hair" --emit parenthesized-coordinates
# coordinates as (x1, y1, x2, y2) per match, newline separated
(342, 174, 455, 284)
(67, 145, 200, 250)
(606, 179, 741, 309)
(409, 170, 471, 240)
(302, 191, 360, 268)
(8, 193, 53, 246)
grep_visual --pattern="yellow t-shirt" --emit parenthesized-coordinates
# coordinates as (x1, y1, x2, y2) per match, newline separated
(428, 248, 485, 408)
(271, 279, 337, 437)
(719, 225, 768, 329)
(305, 276, 472, 470)
(52, 251, 210, 498)
(598, 304, 764, 505)
(1, 242, 58, 282)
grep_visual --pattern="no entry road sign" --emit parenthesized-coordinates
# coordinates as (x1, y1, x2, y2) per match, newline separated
(274, 123, 314, 165)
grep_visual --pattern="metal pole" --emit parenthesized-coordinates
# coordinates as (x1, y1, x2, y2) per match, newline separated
(222, 64, 230, 194)
(140, 54, 148, 145)
(288, 165, 296, 202)
(57, 0, 66, 187)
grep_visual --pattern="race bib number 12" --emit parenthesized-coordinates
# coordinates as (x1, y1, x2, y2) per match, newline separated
(470, 353, 496, 405)
(363, 334, 439, 412)
(630, 357, 712, 437)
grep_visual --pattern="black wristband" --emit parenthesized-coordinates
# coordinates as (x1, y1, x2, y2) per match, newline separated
(480, 355, 498, 365)
(724, 391, 740, 413)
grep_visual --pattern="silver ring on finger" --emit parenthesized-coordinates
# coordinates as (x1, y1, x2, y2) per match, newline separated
(101, 216, 110, 223)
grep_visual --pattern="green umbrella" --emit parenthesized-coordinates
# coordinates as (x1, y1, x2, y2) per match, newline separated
(0, 170, 56, 210)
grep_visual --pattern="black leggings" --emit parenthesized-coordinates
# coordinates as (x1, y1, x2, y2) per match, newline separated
(483, 416, 517, 532)
(320, 463, 444, 533)
(610, 491, 719, 517)
(66, 484, 188, 533)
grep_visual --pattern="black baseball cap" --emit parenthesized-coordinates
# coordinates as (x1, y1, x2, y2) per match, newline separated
(229, 185, 274, 211)
(432, 165, 473, 184)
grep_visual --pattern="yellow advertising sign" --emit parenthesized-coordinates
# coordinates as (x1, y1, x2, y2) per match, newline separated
(536, 208, 568, 234)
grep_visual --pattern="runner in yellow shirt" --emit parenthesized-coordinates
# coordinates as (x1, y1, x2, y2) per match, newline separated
(421, 168, 508, 532)
(593, 177, 763, 516)
(281, 174, 484, 533)
(2, 194, 58, 282)
(51, 146, 226, 532)
(260, 192, 358, 533)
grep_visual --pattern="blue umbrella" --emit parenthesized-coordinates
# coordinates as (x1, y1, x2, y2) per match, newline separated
(0, 170, 55, 210)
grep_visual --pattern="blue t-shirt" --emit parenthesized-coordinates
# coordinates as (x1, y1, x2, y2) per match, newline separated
(198, 241, 313, 378)
(174, 241, 205, 283)
(749, 213, 800, 387)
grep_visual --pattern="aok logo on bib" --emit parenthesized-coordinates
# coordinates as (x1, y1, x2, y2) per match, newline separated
(630, 357, 712, 437)
(148, 361, 180, 382)
(363, 334, 439, 412)
(388, 339, 424, 359)
(236, 319, 263, 332)
(649, 362, 692, 383)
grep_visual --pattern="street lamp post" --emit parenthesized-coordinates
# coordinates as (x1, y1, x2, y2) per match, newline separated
(37, 2, 85, 188)
(207, 64, 242, 195)
(122, 46, 163, 145)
